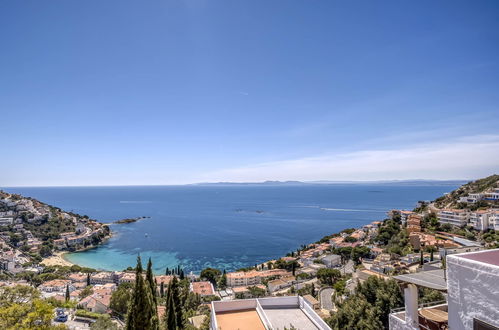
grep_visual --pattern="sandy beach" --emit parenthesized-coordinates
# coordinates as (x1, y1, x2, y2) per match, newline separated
(41, 252, 74, 267)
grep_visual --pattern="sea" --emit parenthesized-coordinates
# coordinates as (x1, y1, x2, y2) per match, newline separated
(2, 183, 461, 274)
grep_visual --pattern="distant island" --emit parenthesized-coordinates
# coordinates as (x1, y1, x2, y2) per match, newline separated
(112, 216, 151, 225)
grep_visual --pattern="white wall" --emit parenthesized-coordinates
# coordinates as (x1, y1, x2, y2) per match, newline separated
(447, 253, 499, 330)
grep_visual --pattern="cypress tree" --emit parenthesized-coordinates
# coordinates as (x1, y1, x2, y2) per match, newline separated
(420, 250, 424, 266)
(65, 284, 70, 302)
(172, 277, 183, 328)
(166, 267, 169, 275)
(126, 256, 159, 330)
(164, 282, 177, 330)
(179, 269, 184, 280)
(146, 257, 157, 304)
(160, 282, 165, 297)
(86, 273, 91, 286)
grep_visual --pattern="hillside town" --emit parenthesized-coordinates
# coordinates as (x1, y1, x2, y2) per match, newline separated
(0, 191, 110, 274)
(0, 176, 499, 329)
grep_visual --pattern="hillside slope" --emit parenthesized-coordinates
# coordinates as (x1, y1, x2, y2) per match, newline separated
(434, 174, 499, 208)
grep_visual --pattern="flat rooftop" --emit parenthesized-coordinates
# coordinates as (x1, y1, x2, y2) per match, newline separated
(264, 307, 319, 330)
(212, 296, 331, 330)
(459, 249, 499, 266)
(394, 269, 447, 291)
(215, 309, 265, 330)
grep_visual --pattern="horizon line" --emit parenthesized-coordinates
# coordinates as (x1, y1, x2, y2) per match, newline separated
(0, 178, 473, 189)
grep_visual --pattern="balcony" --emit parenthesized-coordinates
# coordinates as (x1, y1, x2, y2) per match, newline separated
(389, 301, 448, 330)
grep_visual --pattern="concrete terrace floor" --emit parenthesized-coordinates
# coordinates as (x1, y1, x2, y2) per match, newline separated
(263, 308, 320, 330)
(215, 309, 265, 330)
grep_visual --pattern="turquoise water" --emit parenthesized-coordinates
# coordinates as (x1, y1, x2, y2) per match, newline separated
(3, 183, 460, 273)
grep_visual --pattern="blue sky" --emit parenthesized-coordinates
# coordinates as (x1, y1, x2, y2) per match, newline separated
(1, 1, 499, 186)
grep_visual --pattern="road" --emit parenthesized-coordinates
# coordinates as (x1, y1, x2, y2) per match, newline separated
(320, 287, 334, 311)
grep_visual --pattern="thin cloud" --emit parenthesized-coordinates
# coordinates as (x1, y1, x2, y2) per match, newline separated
(200, 135, 499, 182)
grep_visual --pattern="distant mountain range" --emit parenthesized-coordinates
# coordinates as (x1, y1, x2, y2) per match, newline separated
(193, 179, 469, 186)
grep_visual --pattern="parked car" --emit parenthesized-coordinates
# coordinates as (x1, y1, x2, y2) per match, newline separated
(54, 314, 68, 322)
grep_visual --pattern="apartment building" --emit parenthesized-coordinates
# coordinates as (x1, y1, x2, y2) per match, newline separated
(226, 269, 289, 287)
(488, 210, 499, 231)
(399, 211, 415, 225)
(469, 210, 492, 231)
(437, 209, 470, 227)
(39, 279, 74, 293)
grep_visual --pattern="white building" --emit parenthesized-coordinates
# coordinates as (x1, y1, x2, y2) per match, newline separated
(389, 248, 499, 330)
(469, 210, 492, 231)
(483, 188, 499, 200)
(321, 254, 341, 268)
(437, 209, 470, 227)
(0, 217, 14, 226)
(488, 210, 499, 231)
(211, 296, 331, 330)
(447, 249, 499, 329)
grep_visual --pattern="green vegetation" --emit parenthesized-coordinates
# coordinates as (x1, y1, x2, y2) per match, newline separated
(164, 277, 183, 330)
(331, 246, 371, 264)
(333, 279, 347, 296)
(327, 276, 403, 330)
(483, 230, 499, 249)
(110, 283, 133, 318)
(316, 268, 341, 286)
(235, 285, 266, 299)
(13, 265, 96, 287)
(200, 267, 221, 285)
(0, 285, 64, 330)
(90, 315, 119, 330)
(419, 287, 444, 304)
(374, 219, 411, 255)
(79, 286, 94, 299)
(274, 258, 299, 272)
(75, 309, 103, 319)
(434, 174, 499, 208)
(125, 256, 159, 330)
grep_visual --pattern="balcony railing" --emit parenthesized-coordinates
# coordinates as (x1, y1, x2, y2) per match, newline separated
(390, 300, 448, 330)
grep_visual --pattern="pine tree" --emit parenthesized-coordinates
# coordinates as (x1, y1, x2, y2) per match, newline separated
(65, 284, 70, 302)
(146, 257, 157, 304)
(126, 256, 159, 330)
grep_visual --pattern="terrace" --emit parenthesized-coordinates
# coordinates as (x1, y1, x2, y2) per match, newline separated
(211, 296, 331, 330)
(389, 269, 448, 330)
